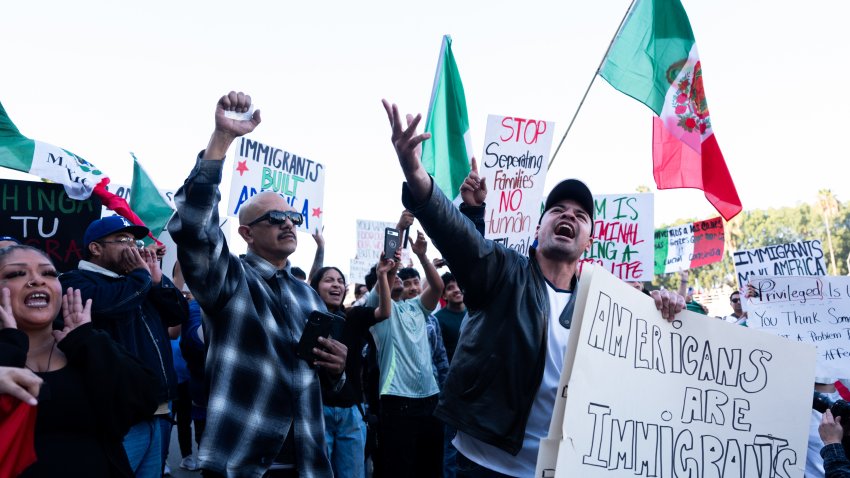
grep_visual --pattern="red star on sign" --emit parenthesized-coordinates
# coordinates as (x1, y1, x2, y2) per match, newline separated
(236, 160, 249, 176)
(312, 207, 323, 218)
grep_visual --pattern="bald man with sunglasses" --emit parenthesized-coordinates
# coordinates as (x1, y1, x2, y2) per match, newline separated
(168, 92, 346, 478)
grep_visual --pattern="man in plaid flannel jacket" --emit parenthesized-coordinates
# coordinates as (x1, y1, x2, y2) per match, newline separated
(168, 91, 348, 478)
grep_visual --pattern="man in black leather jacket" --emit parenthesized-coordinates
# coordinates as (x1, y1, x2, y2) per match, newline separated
(382, 100, 686, 477)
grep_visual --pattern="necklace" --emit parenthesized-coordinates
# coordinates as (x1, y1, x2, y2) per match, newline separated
(26, 337, 58, 373)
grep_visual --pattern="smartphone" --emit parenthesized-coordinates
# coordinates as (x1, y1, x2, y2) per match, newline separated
(384, 227, 400, 259)
(297, 311, 345, 364)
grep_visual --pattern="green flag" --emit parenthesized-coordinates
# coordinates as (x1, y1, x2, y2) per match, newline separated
(130, 153, 173, 242)
(422, 35, 472, 201)
(0, 100, 106, 199)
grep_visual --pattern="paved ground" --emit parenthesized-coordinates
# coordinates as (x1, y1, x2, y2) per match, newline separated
(164, 424, 200, 477)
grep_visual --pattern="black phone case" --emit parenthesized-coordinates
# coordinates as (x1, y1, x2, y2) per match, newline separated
(297, 311, 345, 363)
(384, 227, 400, 260)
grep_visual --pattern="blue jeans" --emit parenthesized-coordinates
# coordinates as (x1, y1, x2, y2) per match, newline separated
(323, 405, 367, 478)
(444, 424, 458, 478)
(124, 418, 162, 478)
(456, 452, 516, 478)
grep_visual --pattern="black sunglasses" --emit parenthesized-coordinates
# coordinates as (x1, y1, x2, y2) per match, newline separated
(247, 210, 304, 227)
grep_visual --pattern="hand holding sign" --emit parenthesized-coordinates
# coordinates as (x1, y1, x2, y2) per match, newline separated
(206, 91, 262, 161)
(649, 289, 686, 321)
(460, 157, 487, 207)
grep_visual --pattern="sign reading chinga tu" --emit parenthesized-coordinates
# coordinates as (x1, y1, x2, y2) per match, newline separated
(580, 193, 654, 281)
(227, 137, 325, 233)
(479, 115, 553, 256)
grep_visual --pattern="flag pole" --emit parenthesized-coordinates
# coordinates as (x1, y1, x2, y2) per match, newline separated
(547, 0, 639, 171)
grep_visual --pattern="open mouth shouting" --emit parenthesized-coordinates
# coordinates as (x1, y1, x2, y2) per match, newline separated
(554, 222, 576, 240)
(24, 291, 52, 309)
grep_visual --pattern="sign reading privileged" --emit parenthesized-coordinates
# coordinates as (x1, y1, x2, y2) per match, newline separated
(580, 193, 654, 281)
(654, 217, 724, 275)
(226, 137, 325, 233)
(733, 240, 826, 288)
(746, 275, 850, 379)
(480, 115, 554, 256)
(541, 265, 816, 478)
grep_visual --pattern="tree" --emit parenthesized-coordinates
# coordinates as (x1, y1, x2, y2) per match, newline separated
(816, 189, 840, 275)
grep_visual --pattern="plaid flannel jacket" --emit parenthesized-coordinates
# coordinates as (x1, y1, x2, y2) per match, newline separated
(168, 157, 334, 478)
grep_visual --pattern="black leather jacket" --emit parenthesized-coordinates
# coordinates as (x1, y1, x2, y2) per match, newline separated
(402, 180, 577, 455)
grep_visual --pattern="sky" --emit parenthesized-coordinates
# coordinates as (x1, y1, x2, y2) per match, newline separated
(1, 0, 847, 277)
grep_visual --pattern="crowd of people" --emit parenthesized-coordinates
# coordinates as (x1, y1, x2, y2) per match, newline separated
(0, 91, 848, 478)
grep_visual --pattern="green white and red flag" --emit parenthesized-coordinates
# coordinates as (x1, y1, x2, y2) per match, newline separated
(600, 0, 742, 220)
(0, 100, 150, 229)
(654, 216, 724, 274)
(130, 153, 174, 243)
(422, 35, 473, 202)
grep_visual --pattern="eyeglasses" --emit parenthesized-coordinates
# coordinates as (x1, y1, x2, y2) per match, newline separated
(731, 298, 740, 303)
(247, 210, 303, 227)
(98, 237, 138, 247)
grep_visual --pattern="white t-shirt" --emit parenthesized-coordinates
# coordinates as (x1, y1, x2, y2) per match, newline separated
(454, 283, 571, 477)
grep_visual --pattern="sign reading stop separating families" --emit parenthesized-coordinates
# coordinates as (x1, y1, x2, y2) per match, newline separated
(227, 137, 325, 233)
(479, 115, 554, 255)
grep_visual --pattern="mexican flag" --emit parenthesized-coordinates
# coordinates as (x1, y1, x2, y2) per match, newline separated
(654, 216, 725, 274)
(130, 153, 174, 242)
(422, 35, 473, 201)
(600, 0, 742, 221)
(0, 101, 106, 200)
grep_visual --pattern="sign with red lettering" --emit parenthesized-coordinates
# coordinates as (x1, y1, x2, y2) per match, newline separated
(479, 114, 554, 254)
(0, 178, 102, 272)
(580, 193, 654, 281)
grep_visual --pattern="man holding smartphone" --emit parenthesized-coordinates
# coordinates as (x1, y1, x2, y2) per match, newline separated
(381, 99, 686, 478)
(364, 221, 445, 477)
(168, 92, 347, 478)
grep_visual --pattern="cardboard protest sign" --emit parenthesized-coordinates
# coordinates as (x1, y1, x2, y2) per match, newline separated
(355, 219, 411, 266)
(580, 193, 653, 281)
(0, 178, 102, 272)
(226, 137, 325, 233)
(745, 275, 850, 379)
(733, 240, 826, 288)
(480, 115, 554, 255)
(349, 258, 372, 285)
(540, 264, 816, 478)
(654, 217, 724, 275)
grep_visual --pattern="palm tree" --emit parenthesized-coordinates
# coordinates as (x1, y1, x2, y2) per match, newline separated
(816, 189, 839, 275)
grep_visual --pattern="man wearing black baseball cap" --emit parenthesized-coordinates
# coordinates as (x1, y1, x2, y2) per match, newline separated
(382, 99, 686, 477)
(60, 215, 188, 477)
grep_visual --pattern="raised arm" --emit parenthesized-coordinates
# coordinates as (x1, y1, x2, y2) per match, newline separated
(412, 231, 444, 311)
(373, 253, 395, 321)
(382, 100, 432, 204)
(167, 92, 261, 313)
(307, 227, 325, 284)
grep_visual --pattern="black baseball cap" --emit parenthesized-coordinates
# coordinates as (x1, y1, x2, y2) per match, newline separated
(543, 179, 594, 231)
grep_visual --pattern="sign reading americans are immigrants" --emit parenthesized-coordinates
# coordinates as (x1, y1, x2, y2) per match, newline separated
(227, 137, 326, 233)
(536, 265, 816, 478)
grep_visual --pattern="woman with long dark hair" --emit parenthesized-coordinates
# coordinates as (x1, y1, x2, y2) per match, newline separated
(0, 245, 158, 477)
(310, 256, 394, 478)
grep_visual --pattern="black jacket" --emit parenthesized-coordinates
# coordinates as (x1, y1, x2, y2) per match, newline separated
(1, 324, 159, 477)
(402, 180, 577, 455)
(59, 267, 188, 404)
